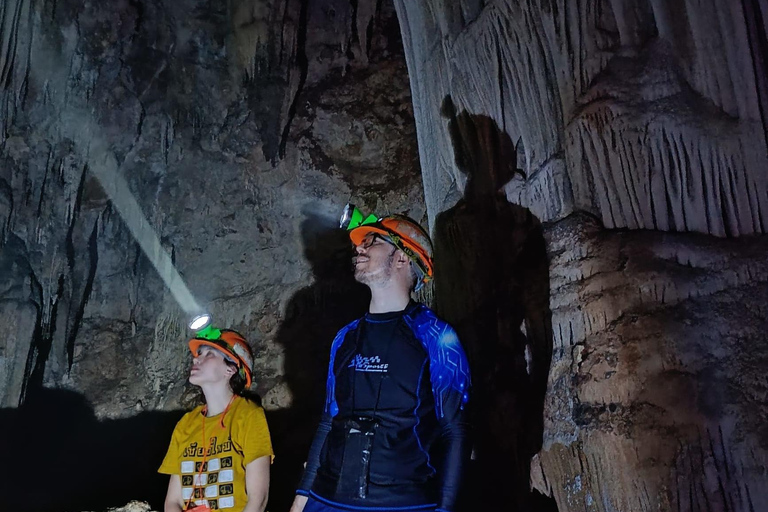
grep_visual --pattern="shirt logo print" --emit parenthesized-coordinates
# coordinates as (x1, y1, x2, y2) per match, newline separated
(348, 354, 389, 373)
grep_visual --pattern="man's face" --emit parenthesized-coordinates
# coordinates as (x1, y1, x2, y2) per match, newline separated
(353, 233, 397, 286)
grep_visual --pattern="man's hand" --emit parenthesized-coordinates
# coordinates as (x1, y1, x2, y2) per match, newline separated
(289, 494, 308, 512)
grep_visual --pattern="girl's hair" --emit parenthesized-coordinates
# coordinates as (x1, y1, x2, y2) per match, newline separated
(226, 360, 247, 395)
(226, 360, 262, 405)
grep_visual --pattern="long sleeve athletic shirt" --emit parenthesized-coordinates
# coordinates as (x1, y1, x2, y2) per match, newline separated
(297, 301, 471, 512)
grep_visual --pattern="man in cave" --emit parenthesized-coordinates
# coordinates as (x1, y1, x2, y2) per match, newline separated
(289, 208, 471, 512)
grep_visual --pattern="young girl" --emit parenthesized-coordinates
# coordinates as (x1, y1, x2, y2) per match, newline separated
(159, 329, 273, 512)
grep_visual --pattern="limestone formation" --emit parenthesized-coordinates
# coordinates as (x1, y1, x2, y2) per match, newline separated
(395, 1, 768, 511)
(3, 0, 768, 511)
(396, 0, 768, 234)
(0, 0, 421, 509)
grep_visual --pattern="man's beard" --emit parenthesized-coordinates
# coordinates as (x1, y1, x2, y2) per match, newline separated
(354, 250, 395, 285)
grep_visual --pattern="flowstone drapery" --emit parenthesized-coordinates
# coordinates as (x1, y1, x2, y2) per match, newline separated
(395, 1, 768, 510)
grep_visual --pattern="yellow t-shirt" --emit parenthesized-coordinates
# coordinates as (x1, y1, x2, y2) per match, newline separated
(159, 397, 274, 511)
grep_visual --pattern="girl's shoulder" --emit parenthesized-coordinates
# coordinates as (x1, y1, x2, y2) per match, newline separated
(178, 404, 206, 423)
(232, 394, 266, 417)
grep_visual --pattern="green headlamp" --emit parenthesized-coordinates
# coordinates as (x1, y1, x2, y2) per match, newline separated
(189, 314, 221, 340)
(339, 203, 378, 230)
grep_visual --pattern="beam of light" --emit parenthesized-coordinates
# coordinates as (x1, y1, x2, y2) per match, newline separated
(87, 150, 202, 317)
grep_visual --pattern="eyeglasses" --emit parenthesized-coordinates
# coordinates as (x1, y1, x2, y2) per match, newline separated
(356, 234, 388, 250)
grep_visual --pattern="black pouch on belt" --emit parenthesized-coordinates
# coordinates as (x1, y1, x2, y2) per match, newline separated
(335, 416, 378, 500)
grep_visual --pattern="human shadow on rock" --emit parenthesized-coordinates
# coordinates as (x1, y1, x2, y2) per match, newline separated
(0, 386, 184, 512)
(434, 97, 556, 511)
(267, 213, 369, 512)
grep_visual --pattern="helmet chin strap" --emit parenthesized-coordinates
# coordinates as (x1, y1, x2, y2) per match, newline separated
(381, 231, 431, 287)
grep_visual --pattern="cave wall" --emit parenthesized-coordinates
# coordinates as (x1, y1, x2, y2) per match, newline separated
(0, 0, 422, 425)
(1, 0, 426, 509)
(3, 0, 768, 510)
(396, 0, 768, 233)
(531, 214, 768, 512)
(395, 0, 768, 511)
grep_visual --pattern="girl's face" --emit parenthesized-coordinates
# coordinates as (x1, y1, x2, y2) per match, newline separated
(189, 345, 235, 387)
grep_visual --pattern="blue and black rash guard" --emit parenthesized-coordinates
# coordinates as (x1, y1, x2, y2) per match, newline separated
(297, 301, 471, 512)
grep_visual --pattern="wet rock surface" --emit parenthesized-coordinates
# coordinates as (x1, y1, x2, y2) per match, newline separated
(531, 213, 768, 511)
(1, 0, 422, 510)
(396, 1, 768, 511)
(0, 0, 421, 411)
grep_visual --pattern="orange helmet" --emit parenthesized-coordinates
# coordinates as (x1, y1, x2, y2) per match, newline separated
(349, 214, 434, 290)
(189, 330, 254, 388)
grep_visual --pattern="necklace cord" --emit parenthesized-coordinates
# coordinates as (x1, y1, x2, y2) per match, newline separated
(184, 395, 236, 511)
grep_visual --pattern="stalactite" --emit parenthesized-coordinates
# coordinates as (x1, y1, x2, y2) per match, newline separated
(397, 0, 768, 235)
(0, 0, 33, 143)
(66, 216, 99, 370)
(230, 0, 273, 81)
(2, 0, 423, 441)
